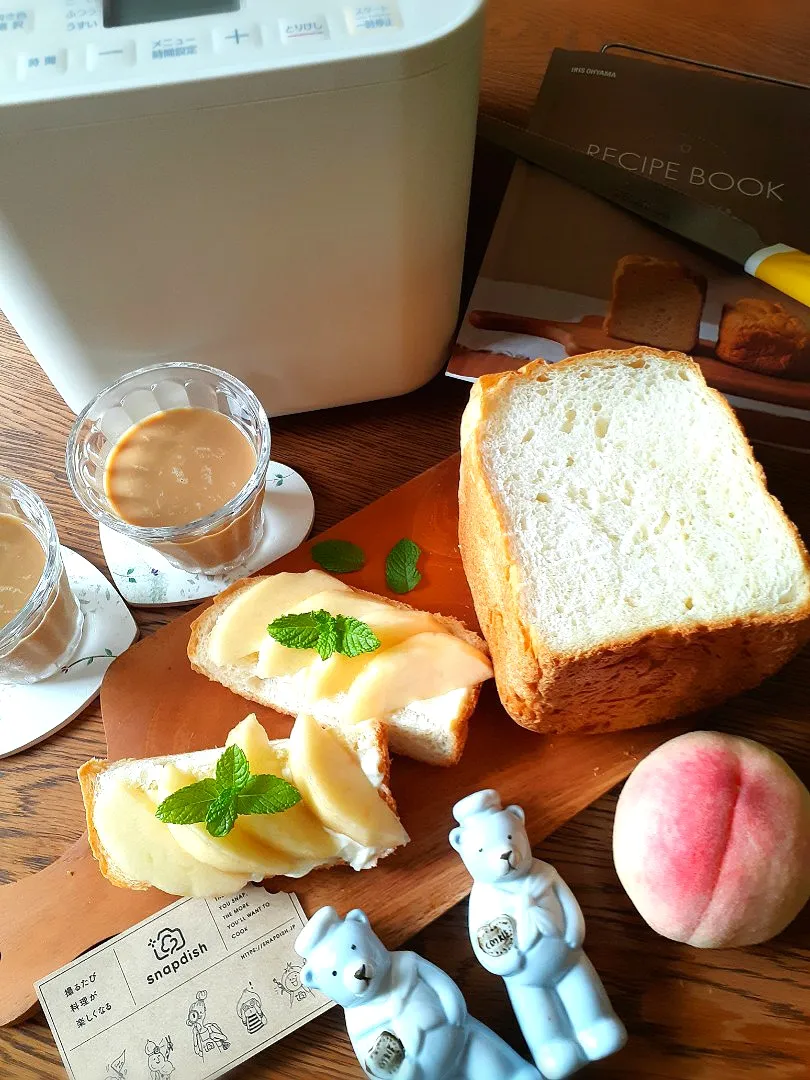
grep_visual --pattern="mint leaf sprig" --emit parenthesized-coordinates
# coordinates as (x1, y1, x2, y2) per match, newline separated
(267, 610, 380, 661)
(310, 535, 424, 595)
(386, 538, 422, 594)
(311, 539, 365, 574)
(155, 745, 301, 838)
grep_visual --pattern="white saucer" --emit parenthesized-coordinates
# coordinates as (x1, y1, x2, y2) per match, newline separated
(98, 463, 315, 607)
(0, 548, 138, 759)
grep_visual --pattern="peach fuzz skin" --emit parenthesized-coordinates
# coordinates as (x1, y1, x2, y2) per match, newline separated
(612, 731, 810, 948)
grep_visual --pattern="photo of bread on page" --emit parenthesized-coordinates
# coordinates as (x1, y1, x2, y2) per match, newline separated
(451, 200, 810, 406)
(455, 250, 810, 392)
(448, 47, 810, 445)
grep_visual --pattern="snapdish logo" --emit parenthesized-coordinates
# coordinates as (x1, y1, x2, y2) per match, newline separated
(149, 928, 186, 961)
(145, 928, 208, 986)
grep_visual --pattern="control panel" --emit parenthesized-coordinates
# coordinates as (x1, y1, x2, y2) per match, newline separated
(0, 0, 430, 100)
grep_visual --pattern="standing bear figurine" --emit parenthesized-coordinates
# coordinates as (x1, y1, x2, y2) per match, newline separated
(295, 907, 542, 1080)
(450, 790, 626, 1079)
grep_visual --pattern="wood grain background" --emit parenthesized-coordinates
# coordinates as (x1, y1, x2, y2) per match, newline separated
(1, 0, 810, 1076)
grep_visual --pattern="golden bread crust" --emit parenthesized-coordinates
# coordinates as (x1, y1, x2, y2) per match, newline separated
(459, 347, 810, 734)
(78, 758, 150, 891)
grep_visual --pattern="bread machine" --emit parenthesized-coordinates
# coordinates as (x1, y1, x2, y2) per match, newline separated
(0, 1, 484, 414)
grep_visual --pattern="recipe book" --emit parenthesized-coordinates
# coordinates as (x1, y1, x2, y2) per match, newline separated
(449, 47, 810, 449)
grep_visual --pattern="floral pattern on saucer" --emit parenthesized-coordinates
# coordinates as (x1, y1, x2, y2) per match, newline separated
(99, 463, 315, 607)
(0, 548, 138, 758)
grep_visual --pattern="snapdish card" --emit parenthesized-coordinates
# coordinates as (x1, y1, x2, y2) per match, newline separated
(36, 887, 332, 1080)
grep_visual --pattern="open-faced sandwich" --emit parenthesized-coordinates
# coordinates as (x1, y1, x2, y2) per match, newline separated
(80, 713, 408, 897)
(79, 572, 493, 896)
(188, 569, 493, 766)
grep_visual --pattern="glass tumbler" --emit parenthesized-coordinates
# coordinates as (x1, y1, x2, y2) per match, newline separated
(66, 363, 272, 576)
(0, 478, 84, 684)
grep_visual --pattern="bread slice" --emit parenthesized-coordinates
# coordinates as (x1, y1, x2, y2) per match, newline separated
(79, 718, 400, 894)
(606, 255, 707, 352)
(188, 578, 490, 767)
(459, 347, 810, 734)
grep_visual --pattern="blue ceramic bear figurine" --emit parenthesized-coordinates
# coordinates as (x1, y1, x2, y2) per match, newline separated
(295, 907, 542, 1080)
(450, 789, 627, 1079)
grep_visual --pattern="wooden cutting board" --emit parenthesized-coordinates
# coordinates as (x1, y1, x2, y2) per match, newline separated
(464, 310, 810, 409)
(0, 454, 684, 1026)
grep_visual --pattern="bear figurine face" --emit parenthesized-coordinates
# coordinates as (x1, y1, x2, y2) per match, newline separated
(449, 805, 532, 884)
(301, 910, 392, 1009)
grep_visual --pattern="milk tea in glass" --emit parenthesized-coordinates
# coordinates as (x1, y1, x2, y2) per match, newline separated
(0, 478, 84, 684)
(66, 364, 271, 576)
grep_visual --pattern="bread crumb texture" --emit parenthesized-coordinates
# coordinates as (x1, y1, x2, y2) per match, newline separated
(478, 352, 810, 655)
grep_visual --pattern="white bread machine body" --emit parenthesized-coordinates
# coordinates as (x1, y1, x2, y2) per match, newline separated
(0, 2, 484, 414)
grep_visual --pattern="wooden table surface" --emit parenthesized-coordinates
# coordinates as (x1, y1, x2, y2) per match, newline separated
(2, 0, 809, 1076)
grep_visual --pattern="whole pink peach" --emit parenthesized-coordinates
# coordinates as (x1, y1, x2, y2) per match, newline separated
(613, 731, 810, 948)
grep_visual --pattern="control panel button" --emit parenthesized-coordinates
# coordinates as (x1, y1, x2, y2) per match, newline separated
(0, 8, 32, 33)
(86, 40, 136, 71)
(16, 47, 68, 78)
(149, 34, 203, 61)
(345, 3, 401, 33)
(279, 15, 330, 43)
(213, 25, 260, 51)
(65, 12, 100, 33)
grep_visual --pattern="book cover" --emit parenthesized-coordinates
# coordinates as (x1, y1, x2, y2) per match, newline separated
(449, 48, 810, 448)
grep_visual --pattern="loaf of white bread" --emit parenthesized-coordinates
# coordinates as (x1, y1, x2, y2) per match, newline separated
(79, 713, 408, 897)
(459, 348, 810, 734)
(188, 570, 492, 766)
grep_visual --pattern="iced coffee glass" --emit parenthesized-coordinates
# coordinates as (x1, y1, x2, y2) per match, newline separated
(66, 363, 272, 576)
(0, 478, 84, 684)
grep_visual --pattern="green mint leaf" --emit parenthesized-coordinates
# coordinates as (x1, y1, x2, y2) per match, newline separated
(215, 744, 250, 793)
(236, 792, 296, 816)
(206, 790, 238, 837)
(311, 539, 365, 574)
(266, 607, 382, 660)
(385, 538, 422, 594)
(315, 610, 338, 660)
(335, 615, 381, 658)
(267, 611, 325, 651)
(235, 774, 302, 815)
(155, 778, 218, 825)
(267, 609, 340, 660)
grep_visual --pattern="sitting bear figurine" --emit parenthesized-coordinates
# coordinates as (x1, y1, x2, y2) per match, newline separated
(450, 790, 626, 1080)
(295, 907, 541, 1080)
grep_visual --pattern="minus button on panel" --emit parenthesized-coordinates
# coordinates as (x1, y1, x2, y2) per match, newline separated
(86, 40, 137, 71)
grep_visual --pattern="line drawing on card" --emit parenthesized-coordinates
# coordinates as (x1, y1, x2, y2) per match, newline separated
(187, 990, 231, 1059)
(236, 983, 267, 1034)
(273, 961, 314, 1006)
(145, 1036, 175, 1079)
(104, 1050, 127, 1079)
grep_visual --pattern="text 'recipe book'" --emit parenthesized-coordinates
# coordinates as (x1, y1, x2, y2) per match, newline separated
(449, 48, 810, 449)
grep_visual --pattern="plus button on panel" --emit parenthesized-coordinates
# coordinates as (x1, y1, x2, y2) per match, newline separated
(214, 25, 260, 50)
